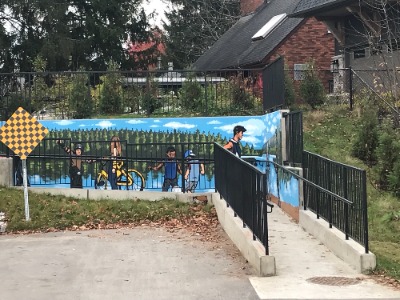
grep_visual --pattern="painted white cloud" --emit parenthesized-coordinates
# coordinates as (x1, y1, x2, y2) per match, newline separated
(95, 120, 115, 128)
(207, 120, 222, 125)
(55, 120, 74, 126)
(217, 118, 266, 137)
(164, 121, 196, 129)
(242, 135, 261, 146)
(126, 120, 146, 124)
(153, 119, 161, 123)
(150, 125, 159, 128)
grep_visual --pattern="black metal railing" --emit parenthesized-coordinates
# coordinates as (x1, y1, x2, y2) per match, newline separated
(214, 143, 270, 254)
(0, 69, 264, 120)
(263, 57, 284, 112)
(302, 150, 369, 253)
(283, 111, 303, 166)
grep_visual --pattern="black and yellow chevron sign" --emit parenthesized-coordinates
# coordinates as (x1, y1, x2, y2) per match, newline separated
(0, 107, 49, 159)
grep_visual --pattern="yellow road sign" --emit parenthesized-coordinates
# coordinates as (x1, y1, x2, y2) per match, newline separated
(0, 107, 49, 159)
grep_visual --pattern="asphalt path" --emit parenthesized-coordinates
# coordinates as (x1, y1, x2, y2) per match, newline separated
(0, 226, 259, 300)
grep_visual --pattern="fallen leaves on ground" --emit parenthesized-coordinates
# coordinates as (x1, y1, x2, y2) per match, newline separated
(369, 270, 400, 291)
(4, 204, 222, 243)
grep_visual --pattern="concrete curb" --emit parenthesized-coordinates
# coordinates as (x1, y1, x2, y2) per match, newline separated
(211, 193, 276, 277)
(19, 187, 214, 203)
(299, 209, 376, 273)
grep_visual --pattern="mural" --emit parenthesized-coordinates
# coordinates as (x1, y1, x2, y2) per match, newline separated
(33, 114, 279, 151)
(247, 155, 300, 208)
(2, 110, 302, 206)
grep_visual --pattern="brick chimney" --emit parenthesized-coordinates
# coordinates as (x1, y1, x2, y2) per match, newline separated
(241, 0, 265, 16)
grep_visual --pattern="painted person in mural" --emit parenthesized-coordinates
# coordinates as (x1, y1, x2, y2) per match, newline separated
(223, 125, 247, 158)
(108, 136, 123, 190)
(56, 140, 91, 188)
(14, 156, 30, 187)
(149, 146, 182, 192)
(184, 149, 205, 193)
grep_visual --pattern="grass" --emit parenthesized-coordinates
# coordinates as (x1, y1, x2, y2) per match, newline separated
(0, 187, 213, 232)
(303, 104, 400, 279)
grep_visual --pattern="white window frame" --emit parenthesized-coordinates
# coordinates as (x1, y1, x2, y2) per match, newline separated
(294, 64, 307, 81)
(252, 13, 287, 41)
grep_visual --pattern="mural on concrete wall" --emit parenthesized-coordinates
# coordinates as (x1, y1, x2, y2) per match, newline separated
(2, 110, 301, 203)
(267, 164, 300, 207)
(1, 114, 280, 191)
(36, 115, 269, 150)
(261, 111, 301, 208)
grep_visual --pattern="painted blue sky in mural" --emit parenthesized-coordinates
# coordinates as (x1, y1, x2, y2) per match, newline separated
(21, 111, 281, 150)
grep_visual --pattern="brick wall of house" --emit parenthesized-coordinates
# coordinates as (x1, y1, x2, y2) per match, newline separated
(268, 17, 335, 92)
(241, 0, 264, 15)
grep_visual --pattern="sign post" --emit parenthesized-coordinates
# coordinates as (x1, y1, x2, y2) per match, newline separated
(22, 159, 29, 220)
(0, 107, 49, 221)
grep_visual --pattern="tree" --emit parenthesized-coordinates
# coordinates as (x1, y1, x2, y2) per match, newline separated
(99, 61, 123, 114)
(163, 0, 240, 68)
(299, 61, 326, 109)
(70, 70, 93, 119)
(332, 1, 400, 119)
(1, 0, 152, 71)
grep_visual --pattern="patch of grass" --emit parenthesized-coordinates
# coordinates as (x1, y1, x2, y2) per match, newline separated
(0, 187, 207, 232)
(304, 104, 400, 279)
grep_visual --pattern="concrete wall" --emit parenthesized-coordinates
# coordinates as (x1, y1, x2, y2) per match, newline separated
(299, 209, 376, 273)
(0, 158, 13, 187)
(211, 193, 276, 276)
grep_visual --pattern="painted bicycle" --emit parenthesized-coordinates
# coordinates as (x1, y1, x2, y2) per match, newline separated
(94, 159, 145, 191)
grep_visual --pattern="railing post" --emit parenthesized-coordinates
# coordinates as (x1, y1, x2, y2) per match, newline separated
(263, 172, 269, 255)
(349, 67, 353, 111)
(181, 143, 185, 193)
(343, 168, 349, 240)
(362, 170, 369, 253)
(327, 160, 332, 228)
(204, 72, 208, 116)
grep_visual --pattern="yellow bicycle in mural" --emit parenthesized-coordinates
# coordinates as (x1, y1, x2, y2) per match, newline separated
(94, 159, 145, 191)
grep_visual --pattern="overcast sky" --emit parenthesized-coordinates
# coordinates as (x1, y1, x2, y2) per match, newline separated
(143, 0, 170, 27)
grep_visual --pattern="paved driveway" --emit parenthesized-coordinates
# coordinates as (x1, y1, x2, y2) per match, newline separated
(0, 226, 258, 300)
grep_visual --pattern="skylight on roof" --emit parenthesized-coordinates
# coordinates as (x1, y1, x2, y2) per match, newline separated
(252, 13, 287, 41)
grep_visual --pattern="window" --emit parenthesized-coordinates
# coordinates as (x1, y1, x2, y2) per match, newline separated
(388, 40, 400, 52)
(294, 64, 307, 81)
(252, 13, 287, 41)
(371, 45, 383, 56)
(353, 49, 366, 59)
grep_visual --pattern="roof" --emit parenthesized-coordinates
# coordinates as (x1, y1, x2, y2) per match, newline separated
(193, 0, 303, 70)
(290, 0, 355, 17)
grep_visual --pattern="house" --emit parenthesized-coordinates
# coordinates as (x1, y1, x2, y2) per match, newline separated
(193, 0, 335, 93)
(128, 29, 165, 70)
(290, 0, 400, 94)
